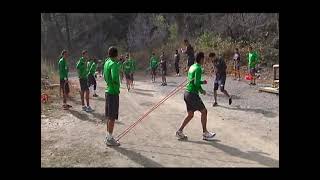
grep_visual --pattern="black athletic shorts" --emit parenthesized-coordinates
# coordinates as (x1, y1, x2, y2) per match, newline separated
(234, 63, 240, 70)
(79, 78, 89, 91)
(214, 74, 227, 91)
(125, 72, 131, 80)
(187, 57, 195, 67)
(151, 68, 157, 75)
(161, 68, 167, 76)
(184, 91, 206, 112)
(105, 93, 119, 120)
(250, 67, 256, 76)
(87, 74, 96, 87)
(60, 79, 70, 94)
(131, 73, 134, 81)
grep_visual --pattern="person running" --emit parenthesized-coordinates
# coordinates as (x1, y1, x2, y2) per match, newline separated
(104, 46, 121, 146)
(76, 50, 93, 112)
(248, 46, 259, 85)
(176, 52, 216, 141)
(209, 52, 232, 107)
(159, 52, 167, 86)
(181, 39, 195, 72)
(87, 57, 98, 97)
(150, 52, 159, 83)
(58, 50, 72, 110)
(233, 48, 241, 81)
(123, 56, 133, 91)
(174, 49, 181, 76)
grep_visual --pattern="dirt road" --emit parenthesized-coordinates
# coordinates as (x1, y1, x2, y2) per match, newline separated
(41, 72, 279, 167)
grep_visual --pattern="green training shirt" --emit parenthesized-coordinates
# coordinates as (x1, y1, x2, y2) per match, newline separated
(104, 57, 120, 95)
(58, 57, 68, 80)
(248, 51, 258, 68)
(186, 63, 205, 94)
(76, 57, 88, 79)
(150, 56, 159, 69)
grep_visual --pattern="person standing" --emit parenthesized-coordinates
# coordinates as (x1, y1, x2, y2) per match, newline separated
(174, 50, 181, 76)
(181, 39, 195, 72)
(233, 48, 241, 81)
(76, 50, 93, 112)
(248, 46, 259, 85)
(58, 50, 72, 110)
(150, 52, 159, 83)
(159, 52, 167, 86)
(104, 47, 121, 146)
(87, 57, 98, 97)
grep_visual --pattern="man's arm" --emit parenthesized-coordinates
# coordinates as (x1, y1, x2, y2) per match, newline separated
(194, 68, 205, 93)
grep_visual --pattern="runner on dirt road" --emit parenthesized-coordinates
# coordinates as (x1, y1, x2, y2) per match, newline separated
(58, 50, 72, 110)
(76, 50, 93, 112)
(104, 46, 121, 146)
(176, 52, 216, 141)
(209, 52, 232, 107)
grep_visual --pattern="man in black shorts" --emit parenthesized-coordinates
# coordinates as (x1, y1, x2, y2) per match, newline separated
(104, 46, 121, 146)
(176, 52, 216, 141)
(58, 50, 72, 110)
(76, 50, 93, 112)
(181, 39, 195, 72)
(209, 53, 232, 107)
(160, 51, 167, 86)
(174, 49, 180, 76)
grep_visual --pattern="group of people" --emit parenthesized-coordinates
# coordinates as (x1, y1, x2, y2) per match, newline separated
(58, 50, 98, 111)
(57, 38, 260, 146)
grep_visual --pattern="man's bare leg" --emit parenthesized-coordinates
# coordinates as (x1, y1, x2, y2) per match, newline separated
(178, 111, 194, 131)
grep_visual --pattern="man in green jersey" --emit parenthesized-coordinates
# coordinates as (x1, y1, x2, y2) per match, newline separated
(248, 46, 259, 85)
(126, 53, 136, 89)
(76, 50, 93, 112)
(104, 47, 121, 146)
(87, 57, 98, 97)
(58, 50, 72, 110)
(123, 55, 133, 91)
(176, 52, 216, 141)
(150, 52, 159, 83)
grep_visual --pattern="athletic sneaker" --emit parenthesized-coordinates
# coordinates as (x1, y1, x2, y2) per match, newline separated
(237, 78, 241, 81)
(105, 137, 120, 146)
(86, 106, 93, 112)
(93, 94, 98, 97)
(82, 106, 87, 111)
(229, 97, 232, 105)
(203, 131, 216, 141)
(66, 104, 72, 108)
(212, 102, 218, 107)
(63, 104, 69, 110)
(176, 130, 187, 140)
(163, 83, 167, 86)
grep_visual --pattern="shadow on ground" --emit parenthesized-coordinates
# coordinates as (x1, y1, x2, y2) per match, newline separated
(182, 140, 279, 167)
(130, 90, 154, 97)
(218, 105, 277, 118)
(112, 146, 163, 167)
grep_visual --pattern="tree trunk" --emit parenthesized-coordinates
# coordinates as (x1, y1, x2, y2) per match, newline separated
(64, 13, 72, 51)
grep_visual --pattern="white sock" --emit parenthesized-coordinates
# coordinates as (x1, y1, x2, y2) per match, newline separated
(106, 132, 112, 140)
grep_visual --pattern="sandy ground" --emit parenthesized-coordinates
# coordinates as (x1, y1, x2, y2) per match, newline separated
(41, 72, 279, 167)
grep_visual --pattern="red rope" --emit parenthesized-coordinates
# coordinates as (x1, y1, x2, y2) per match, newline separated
(116, 78, 190, 141)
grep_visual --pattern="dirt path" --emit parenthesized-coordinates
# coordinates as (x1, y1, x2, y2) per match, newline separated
(41, 72, 279, 167)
